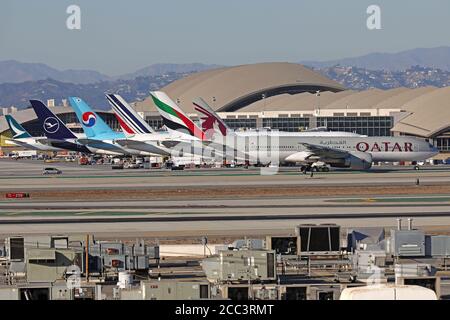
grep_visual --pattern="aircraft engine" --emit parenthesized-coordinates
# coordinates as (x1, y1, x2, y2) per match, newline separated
(332, 151, 372, 170)
(284, 151, 313, 163)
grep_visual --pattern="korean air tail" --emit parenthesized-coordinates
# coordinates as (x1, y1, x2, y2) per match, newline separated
(29, 100, 77, 140)
(106, 94, 154, 137)
(192, 97, 234, 139)
(5, 115, 32, 139)
(150, 91, 205, 140)
(68, 97, 124, 139)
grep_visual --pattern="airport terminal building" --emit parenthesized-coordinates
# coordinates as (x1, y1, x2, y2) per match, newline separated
(1, 62, 450, 155)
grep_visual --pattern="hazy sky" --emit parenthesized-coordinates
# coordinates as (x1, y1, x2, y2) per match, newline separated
(0, 0, 449, 75)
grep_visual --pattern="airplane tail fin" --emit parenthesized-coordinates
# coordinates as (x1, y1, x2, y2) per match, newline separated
(5, 115, 32, 139)
(106, 94, 154, 137)
(192, 97, 234, 139)
(150, 91, 205, 140)
(68, 97, 118, 139)
(29, 100, 77, 140)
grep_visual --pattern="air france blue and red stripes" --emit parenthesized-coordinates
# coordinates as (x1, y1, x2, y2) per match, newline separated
(106, 94, 153, 135)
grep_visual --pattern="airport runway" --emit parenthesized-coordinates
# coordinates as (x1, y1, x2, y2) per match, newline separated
(1, 159, 450, 192)
(0, 197, 449, 237)
(1, 195, 450, 211)
(1, 159, 450, 237)
(2, 213, 450, 238)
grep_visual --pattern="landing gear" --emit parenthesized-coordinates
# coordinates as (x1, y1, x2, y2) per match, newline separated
(414, 165, 420, 170)
(300, 165, 313, 174)
(301, 165, 329, 174)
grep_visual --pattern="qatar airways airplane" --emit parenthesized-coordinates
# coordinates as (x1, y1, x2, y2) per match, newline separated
(153, 92, 439, 171)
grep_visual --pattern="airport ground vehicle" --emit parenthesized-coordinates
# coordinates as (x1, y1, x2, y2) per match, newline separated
(301, 162, 331, 172)
(78, 157, 89, 165)
(340, 284, 437, 300)
(165, 160, 185, 170)
(124, 162, 140, 169)
(42, 167, 62, 175)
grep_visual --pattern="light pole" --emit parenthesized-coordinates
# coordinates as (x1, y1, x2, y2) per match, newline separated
(315, 90, 321, 115)
(262, 93, 267, 112)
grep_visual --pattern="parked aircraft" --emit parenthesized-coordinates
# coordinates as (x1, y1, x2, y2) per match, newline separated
(29, 100, 122, 155)
(4, 115, 61, 152)
(68, 97, 160, 156)
(107, 93, 219, 160)
(193, 99, 438, 171)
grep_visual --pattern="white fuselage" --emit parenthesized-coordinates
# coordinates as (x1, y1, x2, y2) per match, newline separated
(116, 131, 211, 158)
(207, 131, 438, 164)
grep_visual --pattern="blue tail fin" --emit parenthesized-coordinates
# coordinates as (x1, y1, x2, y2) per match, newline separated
(5, 115, 32, 139)
(68, 97, 123, 139)
(29, 100, 77, 139)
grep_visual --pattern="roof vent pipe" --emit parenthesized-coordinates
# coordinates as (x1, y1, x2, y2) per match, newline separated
(408, 218, 413, 230)
(397, 218, 402, 231)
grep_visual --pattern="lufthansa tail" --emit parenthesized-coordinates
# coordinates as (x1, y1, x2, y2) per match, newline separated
(29, 100, 77, 140)
(5, 115, 32, 139)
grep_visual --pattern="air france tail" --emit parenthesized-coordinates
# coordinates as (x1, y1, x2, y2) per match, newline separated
(106, 94, 154, 137)
(68, 97, 123, 139)
(29, 100, 77, 140)
(5, 115, 32, 139)
(150, 91, 205, 141)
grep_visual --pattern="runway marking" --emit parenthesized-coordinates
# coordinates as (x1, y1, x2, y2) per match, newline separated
(75, 211, 99, 215)
(1, 193, 450, 204)
(0, 210, 158, 216)
(0, 168, 447, 180)
(330, 196, 450, 203)
(2, 210, 450, 224)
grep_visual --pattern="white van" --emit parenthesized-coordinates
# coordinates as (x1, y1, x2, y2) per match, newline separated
(340, 284, 437, 300)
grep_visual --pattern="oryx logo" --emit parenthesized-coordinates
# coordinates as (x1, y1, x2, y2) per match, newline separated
(82, 112, 96, 127)
(194, 104, 227, 138)
(43, 117, 60, 134)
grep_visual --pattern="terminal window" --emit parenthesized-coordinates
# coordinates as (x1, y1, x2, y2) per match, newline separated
(316, 116, 393, 136)
(224, 118, 257, 130)
(262, 117, 310, 132)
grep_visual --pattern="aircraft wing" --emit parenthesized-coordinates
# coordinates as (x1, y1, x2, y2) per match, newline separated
(4, 139, 22, 147)
(36, 138, 65, 145)
(77, 138, 121, 153)
(300, 142, 349, 159)
(160, 139, 213, 148)
(114, 139, 170, 156)
(160, 140, 182, 148)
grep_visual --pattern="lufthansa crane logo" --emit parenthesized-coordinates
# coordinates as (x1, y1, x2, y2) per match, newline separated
(82, 112, 96, 127)
(43, 117, 60, 134)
